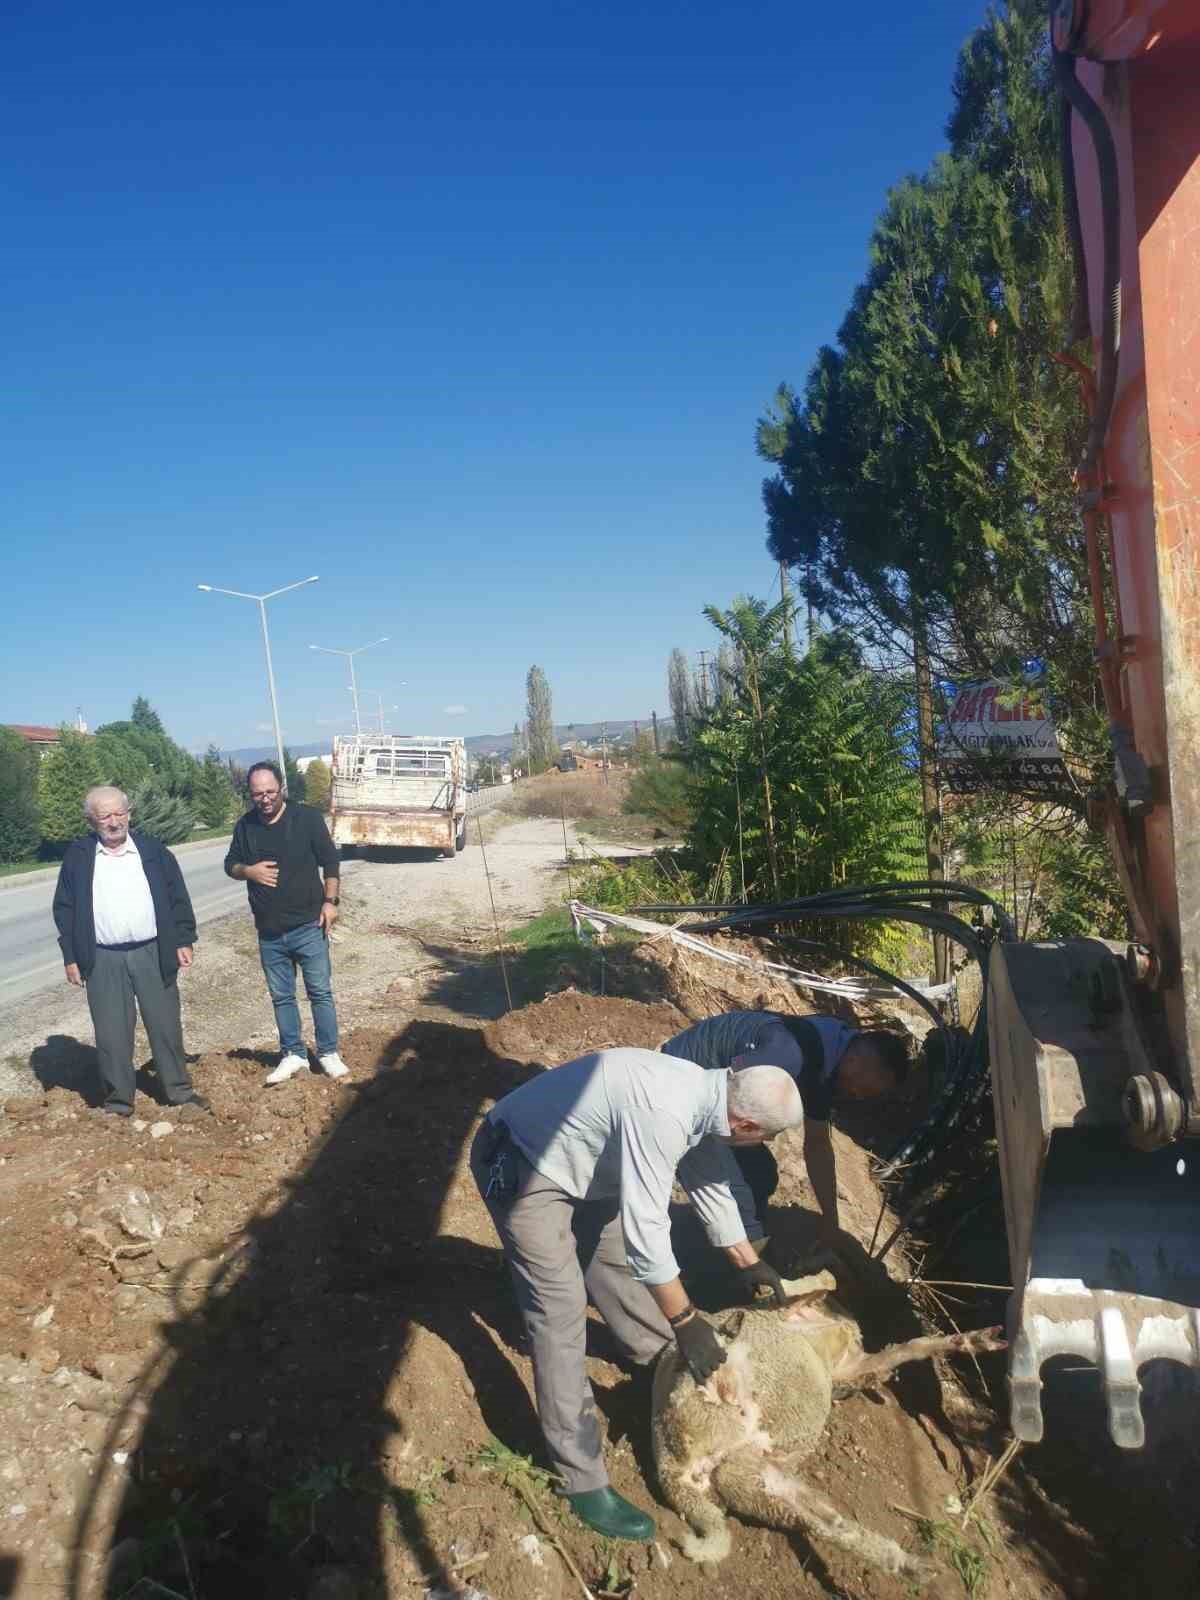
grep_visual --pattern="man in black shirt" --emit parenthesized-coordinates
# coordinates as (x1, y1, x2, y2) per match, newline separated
(224, 761, 348, 1085)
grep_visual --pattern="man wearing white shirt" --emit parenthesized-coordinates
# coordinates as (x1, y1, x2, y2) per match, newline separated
(52, 786, 207, 1118)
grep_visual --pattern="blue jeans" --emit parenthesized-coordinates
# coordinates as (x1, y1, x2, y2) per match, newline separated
(258, 920, 338, 1057)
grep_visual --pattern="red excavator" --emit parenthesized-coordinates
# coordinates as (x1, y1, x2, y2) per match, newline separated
(987, 0, 1200, 1448)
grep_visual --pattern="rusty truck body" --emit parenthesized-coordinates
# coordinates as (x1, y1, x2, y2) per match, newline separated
(329, 735, 468, 855)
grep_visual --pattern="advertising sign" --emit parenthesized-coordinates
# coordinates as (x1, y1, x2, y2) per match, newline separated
(938, 680, 1074, 797)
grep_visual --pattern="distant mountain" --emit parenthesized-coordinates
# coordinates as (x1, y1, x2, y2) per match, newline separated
(225, 741, 331, 765)
(225, 718, 676, 766)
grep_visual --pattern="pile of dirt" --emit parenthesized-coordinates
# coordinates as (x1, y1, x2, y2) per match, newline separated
(483, 990, 688, 1065)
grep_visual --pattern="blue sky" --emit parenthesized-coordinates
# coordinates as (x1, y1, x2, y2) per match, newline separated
(4, 0, 987, 751)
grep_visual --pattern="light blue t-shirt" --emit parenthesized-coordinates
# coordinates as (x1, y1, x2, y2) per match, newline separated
(489, 1047, 747, 1285)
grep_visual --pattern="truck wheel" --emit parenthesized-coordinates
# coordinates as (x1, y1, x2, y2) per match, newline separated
(456, 820, 468, 852)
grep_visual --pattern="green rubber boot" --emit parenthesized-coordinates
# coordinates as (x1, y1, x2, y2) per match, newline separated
(565, 1487, 655, 1541)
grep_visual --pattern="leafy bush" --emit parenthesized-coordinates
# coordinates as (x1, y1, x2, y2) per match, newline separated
(304, 758, 331, 812)
(572, 853, 699, 912)
(624, 756, 693, 833)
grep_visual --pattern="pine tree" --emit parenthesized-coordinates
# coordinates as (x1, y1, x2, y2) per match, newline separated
(0, 728, 41, 862)
(131, 696, 166, 736)
(525, 667, 557, 774)
(131, 782, 195, 845)
(37, 729, 103, 846)
(283, 748, 307, 803)
(304, 758, 332, 812)
(758, 1, 1099, 799)
(195, 745, 234, 828)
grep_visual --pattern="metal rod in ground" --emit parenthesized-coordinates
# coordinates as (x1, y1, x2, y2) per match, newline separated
(561, 798, 574, 898)
(477, 815, 513, 1012)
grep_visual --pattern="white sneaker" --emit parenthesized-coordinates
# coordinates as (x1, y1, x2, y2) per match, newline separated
(265, 1053, 308, 1086)
(318, 1052, 350, 1079)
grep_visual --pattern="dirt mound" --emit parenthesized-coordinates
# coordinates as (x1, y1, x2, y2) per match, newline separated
(484, 989, 688, 1065)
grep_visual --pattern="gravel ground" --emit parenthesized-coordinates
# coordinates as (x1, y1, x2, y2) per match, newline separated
(0, 813, 609, 1099)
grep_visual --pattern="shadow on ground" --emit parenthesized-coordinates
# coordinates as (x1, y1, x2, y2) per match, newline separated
(68, 1020, 540, 1600)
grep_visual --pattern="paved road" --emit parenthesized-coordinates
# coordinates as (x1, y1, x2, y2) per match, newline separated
(0, 840, 277, 1008)
(0, 788, 511, 1010)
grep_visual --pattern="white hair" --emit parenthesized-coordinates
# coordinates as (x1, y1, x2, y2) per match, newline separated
(84, 785, 130, 820)
(726, 1065, 804, 1137)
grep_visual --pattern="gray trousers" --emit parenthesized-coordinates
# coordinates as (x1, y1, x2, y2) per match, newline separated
(86, 943, 193, 1114)
(470, 1122, 673, 1494)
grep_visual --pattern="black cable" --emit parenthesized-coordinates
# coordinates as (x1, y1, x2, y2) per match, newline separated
(1053, 45, 1122, 475)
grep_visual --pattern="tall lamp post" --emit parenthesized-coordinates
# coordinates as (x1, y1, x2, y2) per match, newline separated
(310, 638, 389, 736)
(197, 575, 319, 793)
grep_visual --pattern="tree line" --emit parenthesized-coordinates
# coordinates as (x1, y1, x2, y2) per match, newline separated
(0, 698, 325, 863)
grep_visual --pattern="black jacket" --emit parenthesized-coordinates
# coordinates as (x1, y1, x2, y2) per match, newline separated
(52, 829, 198, 983)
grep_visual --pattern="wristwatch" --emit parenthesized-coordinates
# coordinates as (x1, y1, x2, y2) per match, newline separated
(324, 897, 340, 906)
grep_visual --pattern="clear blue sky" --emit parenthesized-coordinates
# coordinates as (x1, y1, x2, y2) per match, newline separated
(4, 0, 987, 751)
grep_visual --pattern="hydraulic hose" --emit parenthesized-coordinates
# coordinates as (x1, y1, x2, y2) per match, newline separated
(1058, 57, 1092, 347)
(1053, 45, 1122, 475)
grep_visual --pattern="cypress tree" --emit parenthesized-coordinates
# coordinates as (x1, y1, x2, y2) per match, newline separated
(37, 729, 103, 846)
(0, 728, 41, 862)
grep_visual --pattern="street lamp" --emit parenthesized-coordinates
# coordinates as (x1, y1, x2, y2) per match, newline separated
(197, 575, 319, 793)
(310, 638, 389, 736)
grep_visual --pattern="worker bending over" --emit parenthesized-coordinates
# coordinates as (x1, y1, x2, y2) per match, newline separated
(661, 1011, 908, 1247)
(470, 1047, 803, 1542)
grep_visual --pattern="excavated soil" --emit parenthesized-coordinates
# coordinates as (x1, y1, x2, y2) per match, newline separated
(1, 934, 1198, 1600)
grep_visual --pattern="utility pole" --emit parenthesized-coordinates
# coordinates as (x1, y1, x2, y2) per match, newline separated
(696, 650, 711, 712)
(651, 711, 660, 755)
(914, 626, 948, 987)
(779, 561, 794, 653)
(601, 723, 609, 785)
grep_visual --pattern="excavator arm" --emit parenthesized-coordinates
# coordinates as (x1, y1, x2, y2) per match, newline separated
(987, 0, 1200, 1447)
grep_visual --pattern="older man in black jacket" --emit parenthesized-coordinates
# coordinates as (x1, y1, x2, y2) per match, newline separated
(52, 785, 208, 1118)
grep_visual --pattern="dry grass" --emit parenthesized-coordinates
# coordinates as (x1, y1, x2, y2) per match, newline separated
(505, 769, 631, 822)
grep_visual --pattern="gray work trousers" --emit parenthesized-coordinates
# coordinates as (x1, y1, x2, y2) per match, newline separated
(86, 943, 194, 1114)
(470, 1121, 673, 1494)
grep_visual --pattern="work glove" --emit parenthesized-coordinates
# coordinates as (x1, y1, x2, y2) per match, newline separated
(738, 1258, 788, 1307)
(674, 1312, 726, 1385)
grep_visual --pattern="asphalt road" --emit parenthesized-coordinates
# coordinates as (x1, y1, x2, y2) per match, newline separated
(0, 787, 510, 1010)
(0, 840, 278, 1008)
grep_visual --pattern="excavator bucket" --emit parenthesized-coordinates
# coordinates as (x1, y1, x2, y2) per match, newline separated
(988, 939, 1200, 1447)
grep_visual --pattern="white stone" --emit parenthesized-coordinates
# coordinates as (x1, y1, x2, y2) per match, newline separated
(148, 1122, 173, 1140)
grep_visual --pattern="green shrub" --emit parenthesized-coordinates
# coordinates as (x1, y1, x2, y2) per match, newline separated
(0, 728, 41, 862)
(131, 782, 195, 845)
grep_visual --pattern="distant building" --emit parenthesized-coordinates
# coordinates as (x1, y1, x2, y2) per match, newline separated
(4, 714, 88, 758)
(296, 754, 333, 774)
